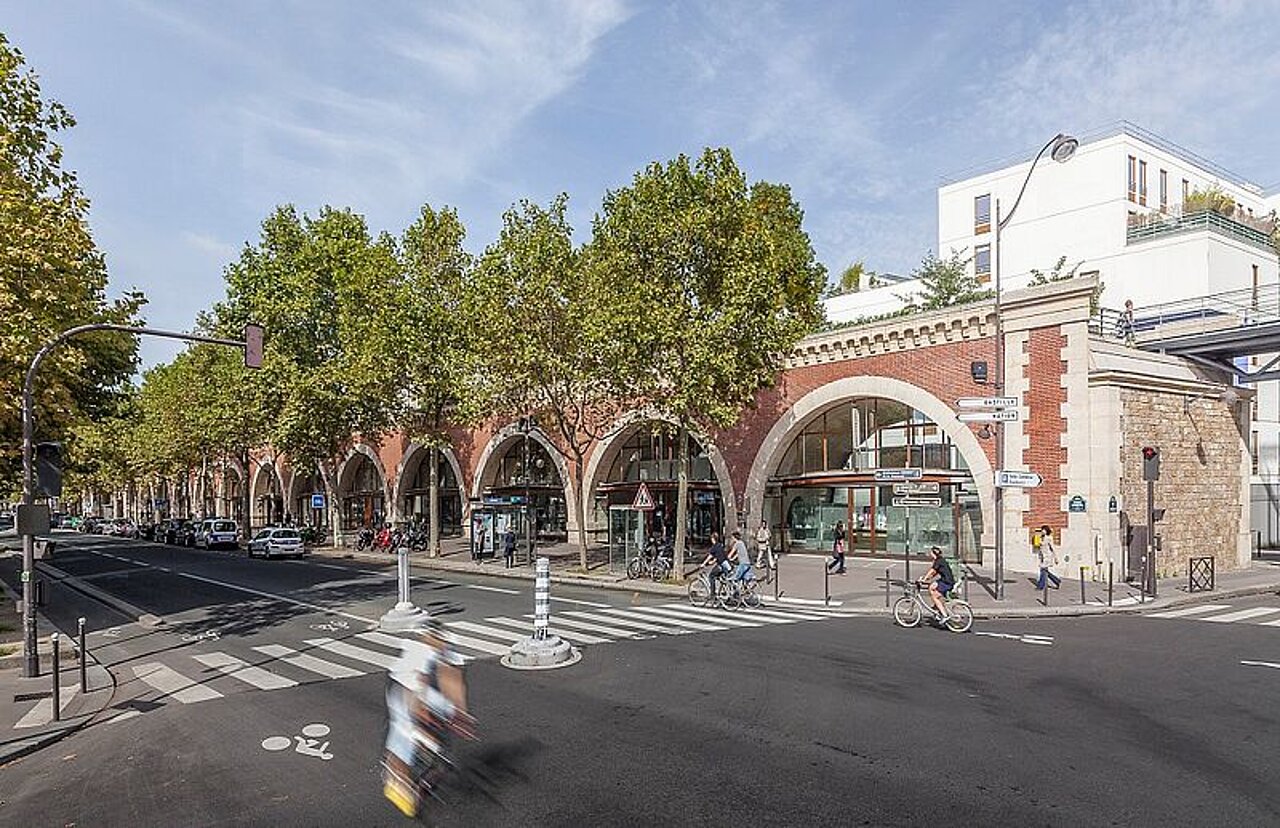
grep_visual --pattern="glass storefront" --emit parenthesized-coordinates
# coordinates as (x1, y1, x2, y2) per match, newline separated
(484, 438, 567, 541)
(594, 426, 724, 548)
(401, 450, 462, 536)
(341, 454, 386, 530)
(768, 398, 983, 562)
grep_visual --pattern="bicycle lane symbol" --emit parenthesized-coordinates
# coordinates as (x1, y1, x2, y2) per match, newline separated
(262, 723, 334, 760)
(309, 619, 350, 633)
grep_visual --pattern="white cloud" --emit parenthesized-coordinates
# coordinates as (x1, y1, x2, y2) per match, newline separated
(180, 230, 236, 262)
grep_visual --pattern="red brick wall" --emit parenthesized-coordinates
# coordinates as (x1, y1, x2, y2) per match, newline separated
(1023, 328, 1067, 536)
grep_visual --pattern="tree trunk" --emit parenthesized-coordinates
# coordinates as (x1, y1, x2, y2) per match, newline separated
(573, 455, 589, 571)
(151, 479, 161, 526)
(242, 449, 253, 542)
(428, 446, 441, 557)
(673, 422, 690, 581)
(322, 460, 341, 548)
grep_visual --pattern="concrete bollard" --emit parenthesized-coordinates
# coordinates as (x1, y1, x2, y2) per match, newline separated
(503, 557, 579, 670)
(379, 545, 428, 631)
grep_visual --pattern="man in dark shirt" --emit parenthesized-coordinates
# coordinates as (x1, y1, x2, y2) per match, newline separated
(700, 531, 730, 600)
(920, 545, 956, 620)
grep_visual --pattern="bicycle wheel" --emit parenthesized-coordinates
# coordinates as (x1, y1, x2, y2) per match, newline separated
(944, 600, 973, 633)
(742, 579, 762, 608)
(713, 578, 735, 609)
(626, 557, 644, 580)
(687, 576, 712, 607)
(892, 596, 922, 628)
(651, 558, 671, 582)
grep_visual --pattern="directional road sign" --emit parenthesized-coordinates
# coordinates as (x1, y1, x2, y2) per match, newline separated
(873, 468, 922, 482)
(957, 409, 1020, 422)
(956, 396, 1019, 409)
(995, 470, 1042, 488)
(892, 496, 943, 508)
(893, 481, 941, 495)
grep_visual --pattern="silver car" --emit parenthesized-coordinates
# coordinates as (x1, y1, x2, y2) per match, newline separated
(247, 527, 305, 559)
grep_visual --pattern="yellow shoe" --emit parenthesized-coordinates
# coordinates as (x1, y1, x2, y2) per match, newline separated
(384, 779, 418, 817)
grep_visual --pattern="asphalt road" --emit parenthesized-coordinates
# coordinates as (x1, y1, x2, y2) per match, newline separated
(3, 534, 1279, 827)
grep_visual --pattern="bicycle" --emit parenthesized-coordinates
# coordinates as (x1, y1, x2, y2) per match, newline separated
(627, 540, 672, 582)
(892, 580, 973, 633)
(687, 564, 732, 608)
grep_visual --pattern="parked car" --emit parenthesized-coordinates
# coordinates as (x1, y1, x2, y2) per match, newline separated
(196, 519, 239, 550)
(163, 518, 191, 545)
(111, 518, 139, 538)
(0, 513, 13, 532)
(180, 521, 200, 546)
(247, 527, 306, 559)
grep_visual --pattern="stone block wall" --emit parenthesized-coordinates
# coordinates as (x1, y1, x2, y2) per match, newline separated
(1120, 390, 1248, 575)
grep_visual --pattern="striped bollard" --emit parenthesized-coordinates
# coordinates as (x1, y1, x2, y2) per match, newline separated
(502, 556, 579, 670)
(378, 544, 429, 631)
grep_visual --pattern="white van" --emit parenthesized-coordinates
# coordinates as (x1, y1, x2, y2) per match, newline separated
(196, 519, 239, 550)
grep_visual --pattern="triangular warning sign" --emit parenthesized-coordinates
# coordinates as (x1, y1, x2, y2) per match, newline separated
(632, 482, 656, 510)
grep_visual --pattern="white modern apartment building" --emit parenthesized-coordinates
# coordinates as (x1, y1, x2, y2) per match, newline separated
(827, 123, 1280, 545)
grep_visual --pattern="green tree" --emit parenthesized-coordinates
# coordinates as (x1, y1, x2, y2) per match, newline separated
(826, 261, 876, 297)
(381, 204, 478, 556)
(906, 249, 991, 311)
(1183, 184, 1235, 216)
(0, 33, 144, 493)
(1027, 255, 1083, 286)
(211, 205, 401, 542)
(471, 195, 634, 569)
(589, 148, 826, 576)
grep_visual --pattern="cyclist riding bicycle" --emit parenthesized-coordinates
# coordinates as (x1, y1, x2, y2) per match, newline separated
(919, 545, 956, 622)
(701, 531, 730, 594)
(729, 529, 753, 583)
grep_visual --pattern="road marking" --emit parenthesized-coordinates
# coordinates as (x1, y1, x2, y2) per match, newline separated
(549, 596, 612, 608)
(465, 584, 520, 595)
(654, 605, 766, 627)
(538, 615, 644, 638)
(1204, 607, 1280, 623)
(355, 630, 411, 650)
(1148, 604, 1232, 619)
(447, 621, 526, 642)
(1241, 660, 1280, 670)
(737, 605, 832, 622)
(14, 683, 80, 729)
(600, 606, 728, 632)
(974, 631, 1055, 646)
(253, 644, 366, 679)
(104, 709, 142, 725)
(1260, 618, 1280, 627)
(486, 615, 612, 645)
(133, 662, 223, 704)
(305, 638, 398, 670)
(192, 652, 298, 690)
(173, 570, 378, 625)
(262, 723, 333, 760)
(562, 610, 685, 635)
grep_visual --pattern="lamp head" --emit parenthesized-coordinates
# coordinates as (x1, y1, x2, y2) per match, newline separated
(1050, 134, 1079, 163)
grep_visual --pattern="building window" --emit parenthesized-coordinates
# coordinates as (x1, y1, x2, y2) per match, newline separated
(974, 193, 991, 234)
(1159, 169, 1168, 211)
(974, 244, 991, 279)
(1127, 156, 1137, 201)
(1138, 160, 1147, 206)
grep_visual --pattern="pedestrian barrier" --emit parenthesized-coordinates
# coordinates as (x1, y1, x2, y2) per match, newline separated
(1188, 556, 1215, 593)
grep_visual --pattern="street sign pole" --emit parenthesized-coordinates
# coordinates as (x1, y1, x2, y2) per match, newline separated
(20, 322, 261, 677)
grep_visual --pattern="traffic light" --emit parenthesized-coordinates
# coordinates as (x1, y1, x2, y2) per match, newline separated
(35, 441, 63, 498)
(1141, 446, 1160, 482)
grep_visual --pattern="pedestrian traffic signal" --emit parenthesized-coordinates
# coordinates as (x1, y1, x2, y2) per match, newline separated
(1141, 446, 1160, 481)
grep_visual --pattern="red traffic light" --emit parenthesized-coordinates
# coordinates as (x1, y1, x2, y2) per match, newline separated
(1141, 446, 1157, 459)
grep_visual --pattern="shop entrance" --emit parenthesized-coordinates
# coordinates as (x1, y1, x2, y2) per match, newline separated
(608, 505, 647, 573)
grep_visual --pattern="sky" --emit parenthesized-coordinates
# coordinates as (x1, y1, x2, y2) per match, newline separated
(8, 0, 1280, 369)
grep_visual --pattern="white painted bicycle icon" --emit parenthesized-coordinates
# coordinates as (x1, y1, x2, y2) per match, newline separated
(308, 619, 350, 632)
(262, 723, 333, 761)
(180, 629, 221, 642)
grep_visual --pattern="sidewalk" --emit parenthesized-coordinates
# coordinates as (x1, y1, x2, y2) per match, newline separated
(313, 539, 1280, 618)
(0, 556, 117, 764)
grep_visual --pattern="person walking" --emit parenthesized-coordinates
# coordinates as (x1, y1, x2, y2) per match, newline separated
(754, 518, 773, 571)
(827, 520, 847, 574)
(1035, 525, 1061, 590)
(502, 525, 516, 568)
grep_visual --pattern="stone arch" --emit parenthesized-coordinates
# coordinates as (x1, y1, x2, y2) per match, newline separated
(249, 459, 287, 528)
(582, 409, 738, 535)
(336, 444, 393, 528)
(471, 423, 577, 533)
(744, 376, 995, 551)
(393, 442, 468, 531)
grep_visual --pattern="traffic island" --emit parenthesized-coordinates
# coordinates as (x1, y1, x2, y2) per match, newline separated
(501, 635, 580, 670)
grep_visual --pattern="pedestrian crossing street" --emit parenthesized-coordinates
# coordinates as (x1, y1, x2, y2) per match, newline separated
(10, 601, 858, 729)
(1145, 602, 1280, 627)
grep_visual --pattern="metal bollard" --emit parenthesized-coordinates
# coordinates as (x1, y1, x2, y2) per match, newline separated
(963, 567, 969, 603)
(774, 557, 780, 601)
(1139, 556, 1147, 604)
(1108, 561, 1114, 607)
(533, 557, 550, 641)
(823, 562, 830, 606)
(884, 566, 891, 607)
(51, 633, 61, 722)
(78, 617, 87, 692)
(1042, 577, 1049, 608)
(1080, 567, 1086, 605)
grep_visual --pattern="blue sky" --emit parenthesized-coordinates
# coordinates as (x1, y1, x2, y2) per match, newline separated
(8, 0, 1280, 368)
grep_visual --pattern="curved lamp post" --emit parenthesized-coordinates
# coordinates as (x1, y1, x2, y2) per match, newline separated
(992, 133, 1077, 600)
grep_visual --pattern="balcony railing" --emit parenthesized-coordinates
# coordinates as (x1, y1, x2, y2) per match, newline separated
(1091, 283, 1280, 341)
(1127, 207, 1277, 251)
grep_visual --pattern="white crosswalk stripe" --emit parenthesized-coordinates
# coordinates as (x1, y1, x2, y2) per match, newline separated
(253, 644, 365, 679)
(14, 683, 80, 729)
(306, 637, 399, 669)
(486, 616, 612, 645)
(447, 620, 527, 643)
(652, 605, 767, 627)
(539, 615, 646, 639)
(597, 606, 729, 631)
(1204, 607, 1280, 623)
(133, 662, 224, 704)
(618, 606, 738, 631)
(192, 652, 298, 690)
(562, 610, 687, 635)
(1147, 604, 1231, 619)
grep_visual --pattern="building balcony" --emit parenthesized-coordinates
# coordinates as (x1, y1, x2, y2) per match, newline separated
(1127, 207, 1277, 252)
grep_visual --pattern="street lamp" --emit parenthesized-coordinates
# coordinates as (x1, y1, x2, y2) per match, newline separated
(518, 416, 537, 565)
(992, 133, 1077, 601)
